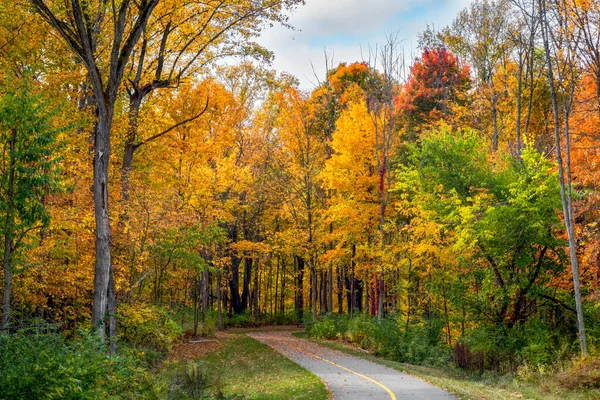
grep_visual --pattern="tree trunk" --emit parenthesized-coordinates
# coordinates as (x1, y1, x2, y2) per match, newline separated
(108, 269, 117, 354)
(310, 264, 317, 321)
(491, 93, 499, 152)
(280, 258, 286, 315)
(253, 259, 260, 321)
(193, 274, 199, 336)
(91, 110, 114, 342)
(1, 128, 16, 328)
(295, 255, 304, 322)
(515, 54, 523, 153)
(202, 269, 209, 315)
(242, 257, 252, 311)
(217, 271, 223, 330)
(337, 265, 344, 314)
(328, 267, 333, 313)
(228, 255, 242, 314)
(540, 3, 587, 355)
(121, 93, 142, 205)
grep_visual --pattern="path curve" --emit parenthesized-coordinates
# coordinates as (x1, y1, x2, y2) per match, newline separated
(248, 331, 455, 400)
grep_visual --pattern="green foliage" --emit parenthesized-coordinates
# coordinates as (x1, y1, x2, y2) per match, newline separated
(0, 75, 64, 264)
(150, 224, 226, 272)
(270, 311, 299, 325)
(0, 332, 153, 400)
(118, 303, 183, 354)
(309, 314, 450, 367)
(197, 311, 218, 337)
(310, 315, 347, 339)
(225, 310, 252, 328)
(396, 126, 568, 366)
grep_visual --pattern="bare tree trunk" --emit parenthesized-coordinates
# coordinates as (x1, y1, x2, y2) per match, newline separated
(350, 244, 356, 316)
(310, 263, 317, 320)
(280, 258, 286, 315)
(491, 93, 499, 152)
(295, 255, 304, 322)
(253, 260, 260, 321)
(92, 112, 113, 342)
(29, 0, 160, 348)
(274, 256, 280, 316)
(540, 0, 587, 355)
(337, 265, 344, 314)
(515, 54, 524, 153)
(193, 274, 199, 336)
(328, 266, 333, 313)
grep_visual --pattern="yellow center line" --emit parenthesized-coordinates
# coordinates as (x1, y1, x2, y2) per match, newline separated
(302, 349, 397, 400)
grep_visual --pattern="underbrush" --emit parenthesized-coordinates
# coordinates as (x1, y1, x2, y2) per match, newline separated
(224, 310, 298, 328)
(118, 303, 183, 355)
(308, 313, 450, 367)
(0, 303, 187, 399)
(0, 332, 154, 400)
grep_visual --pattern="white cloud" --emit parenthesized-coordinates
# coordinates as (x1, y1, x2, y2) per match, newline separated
(257, 0, 474, 89)
(289, 0, 423, 37)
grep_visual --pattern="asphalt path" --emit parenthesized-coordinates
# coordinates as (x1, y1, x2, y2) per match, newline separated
(248, 331, 455, 400)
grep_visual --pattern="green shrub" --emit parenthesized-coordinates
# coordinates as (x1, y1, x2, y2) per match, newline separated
(0, 332, 153, 400)
(308, 313, 450, 368)
(273, 311, 298, 325)
(310, 318, 338, 339)
(118, 303, 183, 354)
(225, 310, 251, 328)
(196, 311, 218, 337)
(346, 314, 377, 348)
(402, 323, 450, 367)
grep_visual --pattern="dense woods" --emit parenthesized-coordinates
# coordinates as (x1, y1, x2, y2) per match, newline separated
(4, 0, 600, 397)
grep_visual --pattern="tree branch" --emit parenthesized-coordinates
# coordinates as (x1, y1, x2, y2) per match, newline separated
(134, 96, 210, 149)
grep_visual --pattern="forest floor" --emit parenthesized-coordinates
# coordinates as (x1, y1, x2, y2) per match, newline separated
(249, 330, 454, 399)
(299, 333, 600, 400)
(157, 331, 329, 399)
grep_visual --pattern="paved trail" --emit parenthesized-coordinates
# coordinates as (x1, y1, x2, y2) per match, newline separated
(248, 331, 455, 400)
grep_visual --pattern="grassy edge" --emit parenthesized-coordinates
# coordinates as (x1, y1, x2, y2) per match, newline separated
(156, 333, 330, 400)
(292, 332, 591, 400)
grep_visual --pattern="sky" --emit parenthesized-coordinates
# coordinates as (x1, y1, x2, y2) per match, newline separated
(257, 0, 473, 89)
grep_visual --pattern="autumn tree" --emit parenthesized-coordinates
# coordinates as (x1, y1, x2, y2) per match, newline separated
(120, 0, 304, 207)
(265, 87, 327, 320)
(321, 100, 379, 315)
(395, 47, 471, 132)
(27, 0, 161, 346)
(396, 127, 567, 350)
